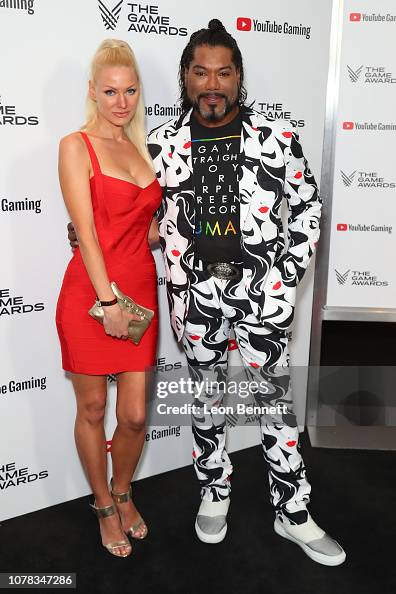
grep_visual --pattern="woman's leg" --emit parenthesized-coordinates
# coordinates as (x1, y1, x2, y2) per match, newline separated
(111, 371, 147, 536)
(71, 373, 131, 556)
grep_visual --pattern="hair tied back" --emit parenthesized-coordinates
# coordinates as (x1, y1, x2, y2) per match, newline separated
(208, 19, 226, 33)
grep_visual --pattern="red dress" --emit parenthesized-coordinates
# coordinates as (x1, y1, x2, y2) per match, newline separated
(56, 132, 162, 374)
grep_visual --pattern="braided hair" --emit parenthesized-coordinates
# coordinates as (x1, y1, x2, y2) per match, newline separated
(178, 19, 247, 113)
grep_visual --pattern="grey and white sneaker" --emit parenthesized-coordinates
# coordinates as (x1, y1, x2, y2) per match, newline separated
(274, 514, 346, 566)
(195, 497, 230, 544)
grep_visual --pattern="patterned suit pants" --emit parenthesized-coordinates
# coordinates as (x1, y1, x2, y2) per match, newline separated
(181, 267, 311, 524)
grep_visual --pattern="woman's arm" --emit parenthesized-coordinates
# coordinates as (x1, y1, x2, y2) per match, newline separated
(58, 134, 140, 338)
(59, 134, 115, 302)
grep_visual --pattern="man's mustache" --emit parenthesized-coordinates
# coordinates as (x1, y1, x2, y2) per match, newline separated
(198, 93, 226, 100)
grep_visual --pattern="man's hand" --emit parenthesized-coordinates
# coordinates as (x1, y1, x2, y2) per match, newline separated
(67, 222, 79, 248)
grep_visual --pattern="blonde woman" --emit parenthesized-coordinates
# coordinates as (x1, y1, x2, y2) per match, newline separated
(56, 39, 161, 557)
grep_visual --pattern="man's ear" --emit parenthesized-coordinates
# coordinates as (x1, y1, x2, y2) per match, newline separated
(88, 80, 96, 102)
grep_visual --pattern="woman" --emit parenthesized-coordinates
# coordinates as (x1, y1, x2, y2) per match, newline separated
(56, 39, 161, 558)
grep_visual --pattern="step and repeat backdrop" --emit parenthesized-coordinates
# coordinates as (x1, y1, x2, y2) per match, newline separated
(327, 1, 396, 306)
(0, 0, 332, 520)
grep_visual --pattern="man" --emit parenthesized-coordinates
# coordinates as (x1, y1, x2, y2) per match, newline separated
(69, 19, 345, 565)
(147, 19, 345, 566)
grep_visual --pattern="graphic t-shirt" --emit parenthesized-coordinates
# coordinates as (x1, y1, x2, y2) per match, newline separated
(190, 112, 242, 263)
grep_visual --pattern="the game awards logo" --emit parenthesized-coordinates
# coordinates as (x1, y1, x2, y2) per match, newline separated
(335, 269, 389, 287)
(0, 461, 48, 491)
(340, 170, 356, 187)
(347, 65, 363, 82)
(97, 2, 188, 36)
(0, 288, 44, 317)
(335, 269, 350, 285)
(98, 0, 123, 30)
(225, 411, 238, 428)
(340, 170, 395, 189)
(347, 64, 396, 84)
(0, 94, 39, 126)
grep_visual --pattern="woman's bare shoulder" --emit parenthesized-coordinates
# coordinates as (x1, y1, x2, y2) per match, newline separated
(59, 132, 87, 160)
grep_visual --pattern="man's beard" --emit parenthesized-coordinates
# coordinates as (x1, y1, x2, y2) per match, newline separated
(192, 93, 237, 123)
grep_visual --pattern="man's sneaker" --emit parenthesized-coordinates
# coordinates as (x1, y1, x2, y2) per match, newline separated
(274, 514, 346, 566)
(195, 497, 230, 544)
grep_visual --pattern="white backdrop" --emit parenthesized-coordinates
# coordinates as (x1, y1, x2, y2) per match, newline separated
(0, 0, 332, 521)
(326, 0, 396, 306)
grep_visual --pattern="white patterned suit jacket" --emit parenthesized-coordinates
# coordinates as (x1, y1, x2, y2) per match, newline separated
(147, 106, 321, 341)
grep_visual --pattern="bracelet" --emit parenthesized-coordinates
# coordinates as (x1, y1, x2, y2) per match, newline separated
(96, 296, 118, 307)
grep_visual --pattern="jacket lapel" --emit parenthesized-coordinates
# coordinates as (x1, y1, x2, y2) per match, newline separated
(170, 108, 194, 187)
(239, 107, 262, 230)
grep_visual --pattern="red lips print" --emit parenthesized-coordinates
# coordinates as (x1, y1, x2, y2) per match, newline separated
(183, 141, 192, 149)
(249, 362, 260, 369)
(282, 131, 292, 138)
(272, 281, 282, 290)
(228, 339, 238, 351)
(259, 206, 269, 213)
(190, 335, 200, 340)
(168, 152, 173, 159)
(286, 440, 296, 447)
(171, 249, 180, 257)
(294, 171, 302, 179)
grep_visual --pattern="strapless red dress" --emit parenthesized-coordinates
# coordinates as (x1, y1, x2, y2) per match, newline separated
(56, 132, 162, 374)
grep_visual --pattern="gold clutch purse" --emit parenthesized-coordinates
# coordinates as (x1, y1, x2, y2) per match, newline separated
(88, 281, 154, 345)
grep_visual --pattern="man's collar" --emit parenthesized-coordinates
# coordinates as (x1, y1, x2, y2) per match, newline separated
(239, 104, 256, 123)
(175, 108, 193, 130)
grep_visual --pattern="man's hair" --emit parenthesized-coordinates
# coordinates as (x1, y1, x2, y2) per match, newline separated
(178, 19, 247, 113)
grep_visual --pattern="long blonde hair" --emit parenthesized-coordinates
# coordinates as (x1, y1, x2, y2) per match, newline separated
(84, 38, 153, 169)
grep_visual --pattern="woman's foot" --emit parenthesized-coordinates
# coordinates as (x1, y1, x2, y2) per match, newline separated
(110, 480, 148, 540)
(90, 500, 132, 557)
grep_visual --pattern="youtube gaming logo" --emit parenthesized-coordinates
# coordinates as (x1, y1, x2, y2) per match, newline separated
(237, 17, 252, 31)
(349, 13, 361, 21)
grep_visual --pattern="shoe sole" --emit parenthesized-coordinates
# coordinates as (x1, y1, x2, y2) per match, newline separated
(274, 519, 346, 566)
(195, 520, 227, 544)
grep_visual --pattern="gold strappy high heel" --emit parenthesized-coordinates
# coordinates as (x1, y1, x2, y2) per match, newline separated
(89, 501, 132, 557)
(110, 479, 148, 540)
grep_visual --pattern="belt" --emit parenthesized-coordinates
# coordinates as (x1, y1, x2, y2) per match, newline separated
(195, 259, 243, 280)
